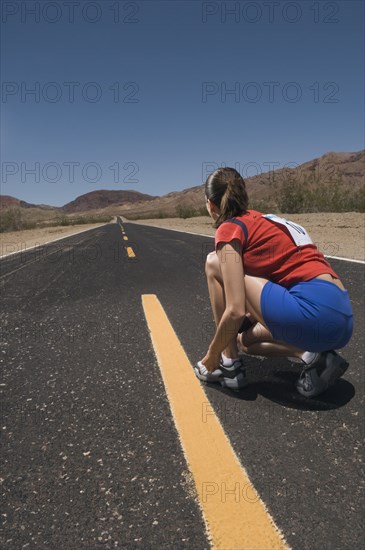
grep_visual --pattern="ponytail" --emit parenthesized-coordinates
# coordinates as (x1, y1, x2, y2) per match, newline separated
(205, 167, 248, 227)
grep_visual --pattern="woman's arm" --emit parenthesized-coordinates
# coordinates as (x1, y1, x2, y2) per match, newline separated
(201, 239, 246, 372)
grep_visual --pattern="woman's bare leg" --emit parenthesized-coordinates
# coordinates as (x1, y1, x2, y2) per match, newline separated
(238, 322, 304, 358)
(205, 252, 225, 325)
(205, 252, 240, 359)
(205, 253, 305, 360)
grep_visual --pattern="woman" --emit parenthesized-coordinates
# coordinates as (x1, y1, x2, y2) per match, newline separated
(194, 167, 353, 398)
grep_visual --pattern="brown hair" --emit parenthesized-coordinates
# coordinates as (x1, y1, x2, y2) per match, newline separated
(205, 167, 248, 227)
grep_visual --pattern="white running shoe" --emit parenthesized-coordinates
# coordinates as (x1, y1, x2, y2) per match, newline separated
(194, 359, 248, 390)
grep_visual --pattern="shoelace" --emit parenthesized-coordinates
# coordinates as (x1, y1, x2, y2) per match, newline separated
(299, 369, 314, 391)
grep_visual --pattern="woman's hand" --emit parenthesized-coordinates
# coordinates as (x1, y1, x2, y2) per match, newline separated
(200, 350, 221, 373)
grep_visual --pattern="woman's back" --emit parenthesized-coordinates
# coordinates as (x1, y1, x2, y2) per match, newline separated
(214, 209, 338, 287)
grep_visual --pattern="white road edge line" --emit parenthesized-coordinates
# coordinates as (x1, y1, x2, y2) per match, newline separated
(127, 222, 365, 265)
(324, 255, 365, 264)
(0, 224, 110, 260)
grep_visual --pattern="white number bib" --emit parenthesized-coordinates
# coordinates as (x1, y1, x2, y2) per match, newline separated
(263, 214, 313, 247)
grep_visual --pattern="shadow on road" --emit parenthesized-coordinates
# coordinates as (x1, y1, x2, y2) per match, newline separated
(205, 357, 355, 412)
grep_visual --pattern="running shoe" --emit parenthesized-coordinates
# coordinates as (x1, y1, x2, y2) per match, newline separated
(296, 350, 349, 398)
(194, 359, 248, 390)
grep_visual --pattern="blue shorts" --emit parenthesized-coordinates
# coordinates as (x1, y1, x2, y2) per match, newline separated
(260, 279, 353, 352)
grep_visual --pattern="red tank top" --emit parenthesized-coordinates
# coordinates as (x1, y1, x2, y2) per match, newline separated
(214, 210, 339, 288)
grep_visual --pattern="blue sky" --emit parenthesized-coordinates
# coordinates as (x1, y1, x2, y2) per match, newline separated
(1, 0, 364, 206)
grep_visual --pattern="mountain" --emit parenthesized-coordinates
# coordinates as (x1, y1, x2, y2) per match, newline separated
(119, 150, 365, 217)
(1, 150, 363, 216)
(0, 190, 157, 213)
(61, 189, 158, 213)
(0, 195, 55, 210)
(242, 150, 364, 201)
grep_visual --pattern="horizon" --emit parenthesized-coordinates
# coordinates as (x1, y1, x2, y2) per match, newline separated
(1, 146, 364, 207)
(1, 1, 364, 206)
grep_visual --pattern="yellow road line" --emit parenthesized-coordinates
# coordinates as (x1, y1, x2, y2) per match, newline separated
(123, 236, 128, 241)
(142, 294, 289, 550)
(126, 246, 136, 258)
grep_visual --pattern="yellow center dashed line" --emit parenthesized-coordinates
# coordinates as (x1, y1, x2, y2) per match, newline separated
(126, 246, 136, 258)
(142, 294, 289, 550)
(118, 225, 135, 258)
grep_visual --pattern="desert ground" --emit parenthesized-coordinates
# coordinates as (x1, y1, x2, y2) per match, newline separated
(0, 213, 363, 261)
(0, 223, 108, 257)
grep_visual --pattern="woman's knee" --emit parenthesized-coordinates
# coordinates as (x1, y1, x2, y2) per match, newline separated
(239, 323, 273, 347)
(205, 251, 221, 278)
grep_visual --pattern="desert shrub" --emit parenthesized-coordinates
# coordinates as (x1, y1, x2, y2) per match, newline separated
(0, 208, 23, 232)
(176, 205, 197, 218)
(21, 221, 38, 230)
(0, 211, 113, 232)
(153, 211, 170, 219)
(276, 179, 310, 213)
(249, 198, 279, 213)
(48, 215, 71, 227)
(197, 206, 210, 217)
(308, 181, 350, 212)
(127, 207, 209, 220)
(48, 215, 113, 226)
(350, 186, 365, 212)
(275, 177, 363, 213)
(124, 211, 171, 220)
(176, 205, 210, 218)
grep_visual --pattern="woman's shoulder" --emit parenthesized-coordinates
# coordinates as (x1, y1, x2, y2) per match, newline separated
(215, 210, 264, 242)
(235, 209, 263, 222)
(217, 210, 263, 230)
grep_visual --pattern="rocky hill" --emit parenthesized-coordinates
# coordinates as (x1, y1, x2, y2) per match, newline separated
(1, 150, 363, 216)
(0, 190, 157, 213)
(61, 190, 157, 213)
(0, 195, 55, 211)
(244, 150, 364, 201)
(119, 150, 365, 217)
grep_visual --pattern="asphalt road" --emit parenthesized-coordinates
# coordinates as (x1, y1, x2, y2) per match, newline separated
(1, 220, 364, 550)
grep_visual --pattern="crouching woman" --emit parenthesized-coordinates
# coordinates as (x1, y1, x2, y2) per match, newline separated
(194, 168, 353, 398)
